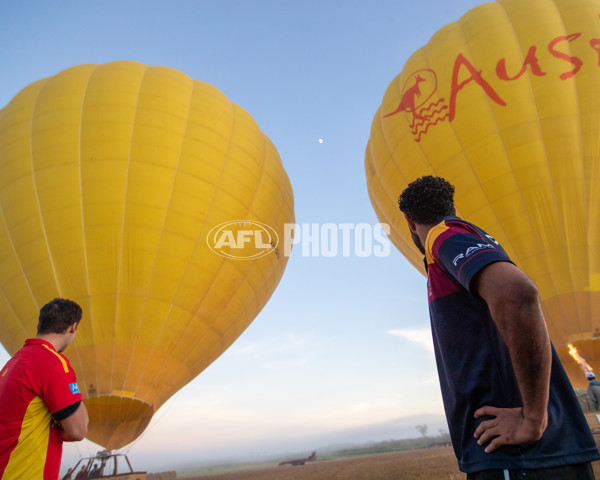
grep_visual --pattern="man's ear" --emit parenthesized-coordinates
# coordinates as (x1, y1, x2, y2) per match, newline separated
(404, 213, 417, 232)
(67, 322, 78, 334)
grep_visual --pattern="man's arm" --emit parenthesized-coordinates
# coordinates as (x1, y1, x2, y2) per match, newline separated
(57, 401, 89, 441)
(471, 261, 551, 453)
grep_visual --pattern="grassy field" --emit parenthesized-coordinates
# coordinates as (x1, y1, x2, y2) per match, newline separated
(184, 447, 463, 479)
(181, 414, 600, 479)
(183, 446, 600, 480)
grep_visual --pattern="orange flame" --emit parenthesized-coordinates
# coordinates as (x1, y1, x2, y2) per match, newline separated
(568, 343, 594, 375)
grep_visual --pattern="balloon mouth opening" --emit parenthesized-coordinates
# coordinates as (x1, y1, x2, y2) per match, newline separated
(85, 394, 154, 450)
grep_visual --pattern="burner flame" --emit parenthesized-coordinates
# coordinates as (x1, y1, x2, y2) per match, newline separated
(568, 344, 594, 375)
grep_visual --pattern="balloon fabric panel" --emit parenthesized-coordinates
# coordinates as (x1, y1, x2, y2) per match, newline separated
(366, 0, 600, 388)
(0, 61, 294, 449)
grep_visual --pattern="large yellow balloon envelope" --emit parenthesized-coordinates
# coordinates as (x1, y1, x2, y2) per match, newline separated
(0, 61, 295, 448)
(366, 0, 600, 388)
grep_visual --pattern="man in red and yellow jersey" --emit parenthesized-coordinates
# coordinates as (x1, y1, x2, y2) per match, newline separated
(0, 298, 89, 480)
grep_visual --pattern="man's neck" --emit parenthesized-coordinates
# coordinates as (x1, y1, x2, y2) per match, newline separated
(36, 333, 65, 352)
(415, 222, 437, 251)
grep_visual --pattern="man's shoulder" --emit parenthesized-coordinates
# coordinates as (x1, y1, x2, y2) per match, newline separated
(20, 340, 73, 375)
(436, 218, 504, 252)
(427, 216, 512, 289)
(3, 344, 35, 374)
(427, 217, 494, 259)
(442, 217, 490, 238)
(428, 218, 482, 246)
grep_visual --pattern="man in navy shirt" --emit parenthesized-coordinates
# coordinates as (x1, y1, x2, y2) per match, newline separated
(398, 176, 599, 479)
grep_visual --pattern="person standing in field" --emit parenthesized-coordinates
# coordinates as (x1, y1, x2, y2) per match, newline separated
(398, 175, 600, 479)
(0, 298, 89, 480)
(586, 372, 600, 411)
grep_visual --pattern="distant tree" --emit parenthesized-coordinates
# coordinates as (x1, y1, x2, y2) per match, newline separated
(415, 424, 428, 438)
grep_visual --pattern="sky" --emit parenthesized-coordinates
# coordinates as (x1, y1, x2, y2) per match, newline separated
(0, 0, 488, 474)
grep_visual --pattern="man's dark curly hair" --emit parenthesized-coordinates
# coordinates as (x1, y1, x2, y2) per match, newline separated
(37, 298, 82, 335)
(398, 175, 456, 224)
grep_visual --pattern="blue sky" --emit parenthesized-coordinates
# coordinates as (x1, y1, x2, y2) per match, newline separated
(0, 0, 487, 473)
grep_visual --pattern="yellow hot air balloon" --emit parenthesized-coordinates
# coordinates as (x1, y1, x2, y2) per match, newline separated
(0, 61, 294, 448)
(366, 0, 600, 388)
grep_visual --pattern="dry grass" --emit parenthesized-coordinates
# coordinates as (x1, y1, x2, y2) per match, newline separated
(185, 447, 463, 479)
(183, 416, 600, 479)
(184, 446, 600, 480)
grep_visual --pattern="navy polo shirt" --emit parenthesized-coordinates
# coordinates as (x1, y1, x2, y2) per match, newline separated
(424, 217, 599, 473)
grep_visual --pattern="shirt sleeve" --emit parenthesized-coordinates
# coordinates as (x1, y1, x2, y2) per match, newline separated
(39, 351, 83, 415)
(52, 400, 81, 421)
(434, 222, 512, 292)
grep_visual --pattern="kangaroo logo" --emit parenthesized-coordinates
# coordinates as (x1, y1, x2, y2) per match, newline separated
(384, 69, 449, 142)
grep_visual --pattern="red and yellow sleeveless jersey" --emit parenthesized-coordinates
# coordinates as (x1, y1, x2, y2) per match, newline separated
(0, 339, 82, 480)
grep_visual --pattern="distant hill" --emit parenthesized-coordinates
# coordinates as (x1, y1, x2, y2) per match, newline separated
(306, 413, 449, 453)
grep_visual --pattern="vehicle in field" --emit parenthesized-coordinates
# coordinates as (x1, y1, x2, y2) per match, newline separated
(278, 451, 317, 466)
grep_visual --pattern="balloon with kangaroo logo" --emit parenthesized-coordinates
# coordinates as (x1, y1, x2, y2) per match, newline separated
(365, 0, 600, 388)
(0, 61, 295, 449)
